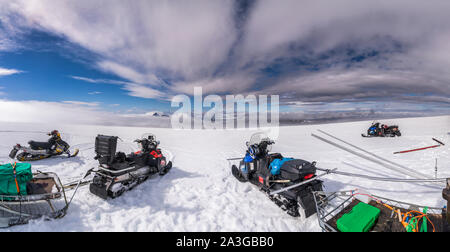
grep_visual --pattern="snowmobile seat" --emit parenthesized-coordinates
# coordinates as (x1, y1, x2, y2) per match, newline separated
(28, 141, 53, 150)
(95, 135, 144, 171)
(127, 152, 149, 168)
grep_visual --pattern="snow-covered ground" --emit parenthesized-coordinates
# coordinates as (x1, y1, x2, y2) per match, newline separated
(0, 115, 448, 232)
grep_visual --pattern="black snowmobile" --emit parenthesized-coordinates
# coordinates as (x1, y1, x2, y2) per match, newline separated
(230, 133, 324, 218)
(89, 134, 172, 199)
(9, 130, 79, 161)
(362, 122, 401, 138)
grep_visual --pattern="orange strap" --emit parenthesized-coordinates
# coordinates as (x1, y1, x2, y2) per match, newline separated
(12, 162, 20, 194)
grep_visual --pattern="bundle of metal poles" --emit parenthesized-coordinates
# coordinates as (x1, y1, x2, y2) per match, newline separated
(312, 130, 440, 182)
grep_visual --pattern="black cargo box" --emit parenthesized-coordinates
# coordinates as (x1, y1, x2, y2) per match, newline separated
(280, 159, 317, 181)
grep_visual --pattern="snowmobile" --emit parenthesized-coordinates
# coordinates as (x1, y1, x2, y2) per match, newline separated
(89, 134, 172, 199)
(8, 130, 79, 161)
(362, 122, 401, 137)
(230, 133, 324, 218)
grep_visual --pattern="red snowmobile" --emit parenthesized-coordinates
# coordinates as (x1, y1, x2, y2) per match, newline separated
(89, 134, 172, 199)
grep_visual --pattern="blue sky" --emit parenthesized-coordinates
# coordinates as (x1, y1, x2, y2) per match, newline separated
(0, 0, 449, 126)
(0, 30, 171, 113)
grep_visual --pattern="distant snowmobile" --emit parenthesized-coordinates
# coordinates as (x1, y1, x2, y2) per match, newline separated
(89, 134, 172, 199)
(230, 133, 324, 218)
(9, 130, 79, 161)
(362, 122, 401, 137)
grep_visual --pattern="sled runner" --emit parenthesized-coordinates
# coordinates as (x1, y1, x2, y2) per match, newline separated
(313, 190, 450, 232)
(362, 122, 401, 138)
(0, 163, 87, 228)
(89, 134, 172, 199)
(229, 133, 326, 218)
(9, 130, 79, 161)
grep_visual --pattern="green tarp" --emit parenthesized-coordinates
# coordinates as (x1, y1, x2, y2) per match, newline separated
(0, 163, 33, 196)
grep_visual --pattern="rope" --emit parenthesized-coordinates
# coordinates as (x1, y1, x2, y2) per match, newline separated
(351, 191, 436, 232)
(316, 167, 448, 183)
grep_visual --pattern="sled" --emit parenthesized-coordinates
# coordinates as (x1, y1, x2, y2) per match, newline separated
(313, 190, 450, 232)
(0, 170, 86, 228)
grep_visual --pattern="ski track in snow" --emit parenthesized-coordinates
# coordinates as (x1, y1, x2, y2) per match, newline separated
(0, 116, 448, 232)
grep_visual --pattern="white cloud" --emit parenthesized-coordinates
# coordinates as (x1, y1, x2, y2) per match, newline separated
(0, 67, 22, 77)
(262, 67, 450, 104)
(70, 75, 129, 85)
(239, 0, 450, 61)
(98, 61, 162, 86)
(71, 75, 166, 99)
(62, 100, 100, 107)
(0, 36, 16, 51)
(170, 73, 257, 95)
(1, 0, 237, 88)
(122, 84, 165, 99)
(0, 99, 170, 127)
(1, 0, 449, 107)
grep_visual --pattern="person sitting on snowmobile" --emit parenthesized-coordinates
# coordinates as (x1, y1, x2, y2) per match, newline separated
(367, 122, 381, 136)
(237, 137, 275, 181)
(10, 130, 78, 161)
(46, 130, 63, 151)
(26, 130, 67, 154)
(364, 122, 401, 137)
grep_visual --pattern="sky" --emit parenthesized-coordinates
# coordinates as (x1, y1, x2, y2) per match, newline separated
(0, 0, 449, 126)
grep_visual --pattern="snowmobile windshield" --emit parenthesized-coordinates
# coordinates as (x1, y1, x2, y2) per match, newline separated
(247, 132, 273, 152)
(138, 133, 157, 149)
(141, 133, 156, 141)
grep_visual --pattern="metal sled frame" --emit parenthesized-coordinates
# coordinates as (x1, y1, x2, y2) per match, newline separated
(97, 164, 139, 175)
(313, 191, 444, 232)
(0, 172, 69, 228)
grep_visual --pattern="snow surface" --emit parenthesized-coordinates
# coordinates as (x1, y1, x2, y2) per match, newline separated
(0, 115, 448, 232)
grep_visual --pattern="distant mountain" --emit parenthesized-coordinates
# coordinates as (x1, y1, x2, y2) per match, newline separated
(145, 111, 170, 118)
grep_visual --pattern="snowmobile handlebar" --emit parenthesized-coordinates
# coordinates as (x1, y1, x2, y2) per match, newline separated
(134, 138, 159, 144)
